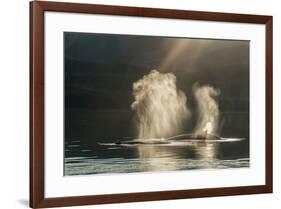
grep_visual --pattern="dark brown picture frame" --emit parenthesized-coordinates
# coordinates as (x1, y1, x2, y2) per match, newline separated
(30, 1, 273, 208)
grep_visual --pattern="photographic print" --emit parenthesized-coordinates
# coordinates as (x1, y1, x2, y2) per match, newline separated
(30, 2, 272, 207)
(64, 32, 250, 176)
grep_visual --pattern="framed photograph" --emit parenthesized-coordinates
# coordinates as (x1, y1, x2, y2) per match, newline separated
(30, 1, 273, 208)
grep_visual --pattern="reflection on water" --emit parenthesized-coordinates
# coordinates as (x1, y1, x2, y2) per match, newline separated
(136, 142, 218, 171)
(196, 142, 218, 160)
(64, 138, 249, 176)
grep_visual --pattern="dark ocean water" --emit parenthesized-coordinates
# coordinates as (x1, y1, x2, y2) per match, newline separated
(64, 137, 249, 176)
